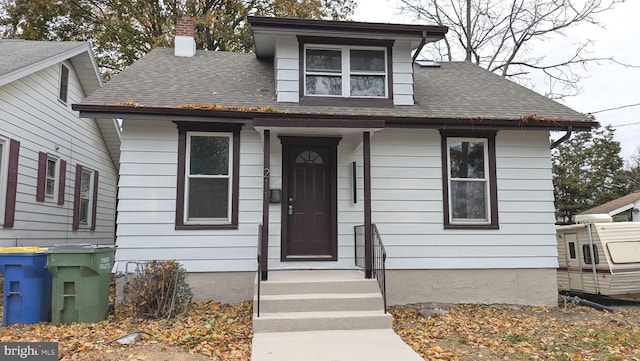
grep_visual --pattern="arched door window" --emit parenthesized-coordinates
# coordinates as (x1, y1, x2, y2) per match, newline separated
(295, 150, 324, 164)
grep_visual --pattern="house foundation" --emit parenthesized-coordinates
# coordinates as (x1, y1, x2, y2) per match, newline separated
(386, 269, 558, 307)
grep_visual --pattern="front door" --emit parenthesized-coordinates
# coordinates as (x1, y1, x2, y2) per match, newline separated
(281, 137, 340, 261)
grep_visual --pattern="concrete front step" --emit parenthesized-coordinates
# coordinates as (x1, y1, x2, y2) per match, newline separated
(253, 310, 393, 333)
(259, 278, 381, 295)
(256, 292, 384, 313)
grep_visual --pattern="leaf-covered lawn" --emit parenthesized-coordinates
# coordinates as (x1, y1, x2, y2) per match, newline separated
(0, 301, 253, 361)
(390, 303, 640, 361)
(1, 301, 639, 360)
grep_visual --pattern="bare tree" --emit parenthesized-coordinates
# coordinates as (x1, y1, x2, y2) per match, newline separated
(398, 0, 634, 99)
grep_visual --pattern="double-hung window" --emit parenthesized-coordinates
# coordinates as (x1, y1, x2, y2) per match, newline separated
(176, 123, 241, 229)
(45, 157, 57, 197)
(0, 139, 6, 223)
(441, 131, 498, 229)
(186, 132, 232, 222)
(299, 37, 393, 106)
(59, 63, 69, 103)
(36, 152, 66, 204)
(305, 46, 387, 97)
(73, 164, 97, 230)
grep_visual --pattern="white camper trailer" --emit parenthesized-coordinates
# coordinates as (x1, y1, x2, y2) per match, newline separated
(556, 214, 640, 297)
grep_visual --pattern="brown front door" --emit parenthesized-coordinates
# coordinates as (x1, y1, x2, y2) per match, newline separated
(281, 137, 340, 261)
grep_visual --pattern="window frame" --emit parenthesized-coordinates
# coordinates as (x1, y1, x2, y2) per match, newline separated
(59, 63, 69, 104)
(72, 164, 98, 231)
(298, 36, 394, 107)
(0, 137, 7, 224)
(440, 130, 499, 230)
(175, 122, 242, 230)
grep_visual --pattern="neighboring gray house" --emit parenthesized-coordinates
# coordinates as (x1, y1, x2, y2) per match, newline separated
(580, 191, 640, 222)
(74, 17, 597, 306)
(0, 40, 120, 246)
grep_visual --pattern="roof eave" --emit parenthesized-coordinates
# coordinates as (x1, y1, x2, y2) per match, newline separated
(247, 16, 448, 37)
(72, 103, 598, 131)
(0, 43, 91, 87)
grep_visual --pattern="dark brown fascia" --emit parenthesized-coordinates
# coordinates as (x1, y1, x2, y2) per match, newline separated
(72, 103, 598, 131)
(247, 16, 448, 39)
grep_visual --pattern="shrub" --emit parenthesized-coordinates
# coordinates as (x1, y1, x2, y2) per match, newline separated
(122, 260, 193, 319)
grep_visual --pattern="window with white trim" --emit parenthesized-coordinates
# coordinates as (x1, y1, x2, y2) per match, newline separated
(0, 138, 6, 222)
(304, 45, 387, 98)
(79, 169, 92, 225)
(441, 131, 499, 229)
(59, 63, 69, 103)
(184, 132, 232, 224)
(45, 156, 58, 198)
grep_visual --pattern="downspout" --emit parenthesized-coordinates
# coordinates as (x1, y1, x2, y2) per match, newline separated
(412, 30, 428, 64)
(585, 223, 600, 294)
(550, 126, 572, 149)
(411, 31, 428, 103)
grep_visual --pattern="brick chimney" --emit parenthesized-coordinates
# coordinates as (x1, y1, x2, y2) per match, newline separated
(175, 16, 196, 57)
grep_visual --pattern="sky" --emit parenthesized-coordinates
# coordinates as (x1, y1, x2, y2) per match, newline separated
(353, 0, 640, 162)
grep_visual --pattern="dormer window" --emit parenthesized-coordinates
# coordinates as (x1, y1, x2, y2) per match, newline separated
(305, 46, 387, 98)
(298, 37, 394, 107)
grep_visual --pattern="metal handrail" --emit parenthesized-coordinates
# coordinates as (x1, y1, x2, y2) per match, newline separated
(354, 224, 387, 313)
(256, 224, 262, 317)
(372, 224, 387, 313)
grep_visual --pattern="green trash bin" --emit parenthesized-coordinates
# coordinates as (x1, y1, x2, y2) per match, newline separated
(46, 244, 115, 324)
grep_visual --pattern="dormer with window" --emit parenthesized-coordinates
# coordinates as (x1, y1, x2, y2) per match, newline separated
(248, 17, 447, 106)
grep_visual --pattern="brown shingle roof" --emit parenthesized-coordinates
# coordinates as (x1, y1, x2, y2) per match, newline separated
(580, 192, 640, 215)
(76, 48, 595, 127)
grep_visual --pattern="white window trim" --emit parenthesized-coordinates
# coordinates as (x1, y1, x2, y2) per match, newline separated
(303, 44, 388, 98)
(58, 63, 69, 104)
(184, 131, 233, 225)
(0, 137, 8, 224)
(79, 168, 94, 226)
(45, 155, 59, 200)
(447, 137, 491, 225)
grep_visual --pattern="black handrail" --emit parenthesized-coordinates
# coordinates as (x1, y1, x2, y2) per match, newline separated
(372, 224, 387, 313)
(354, 224, 387, 313)
(256, 224, 262, 317)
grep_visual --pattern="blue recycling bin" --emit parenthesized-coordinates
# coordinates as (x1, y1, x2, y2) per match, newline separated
(0, 247, 52, 326)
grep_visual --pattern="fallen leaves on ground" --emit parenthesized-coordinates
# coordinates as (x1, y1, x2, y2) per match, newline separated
(390, 303, 640, 361)
(1, 300, 639, 361)
(0, 300, 252, 361)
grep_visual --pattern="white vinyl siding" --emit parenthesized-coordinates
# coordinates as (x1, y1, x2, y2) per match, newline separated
(391, 42, 414, 105)
(115, 121, 262, 272)
(275, 37, 299, 103)
(0, 62, 117, 245)
(116, 125, 558, 273)
(368, 128, 557, 270)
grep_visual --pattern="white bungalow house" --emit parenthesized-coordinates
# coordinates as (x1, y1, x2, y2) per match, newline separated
(73, 17, 598, 306)
(0, 40, 120, 246)
(580, 191, 640, 222)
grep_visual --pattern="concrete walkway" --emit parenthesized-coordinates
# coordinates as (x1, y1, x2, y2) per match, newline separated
(251, 329, 425, 361)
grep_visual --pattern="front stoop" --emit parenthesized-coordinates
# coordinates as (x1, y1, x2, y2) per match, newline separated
(252, 270, 393, 333)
